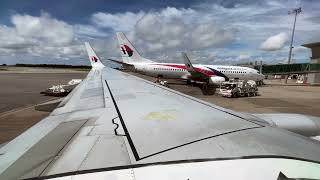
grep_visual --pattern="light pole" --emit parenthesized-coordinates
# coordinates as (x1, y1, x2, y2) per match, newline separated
(287, 7, 302, 64)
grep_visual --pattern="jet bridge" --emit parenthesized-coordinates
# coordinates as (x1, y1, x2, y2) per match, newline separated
(254, 63, 320, 75)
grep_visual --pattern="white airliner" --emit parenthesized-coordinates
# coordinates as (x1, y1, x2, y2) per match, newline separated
(110, 32, 264, 85)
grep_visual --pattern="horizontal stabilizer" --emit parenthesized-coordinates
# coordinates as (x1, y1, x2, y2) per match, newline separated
(107, 59, 134, 66)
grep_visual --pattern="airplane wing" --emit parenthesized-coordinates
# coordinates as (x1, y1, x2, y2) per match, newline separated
(1, 44, 320, 179)
(182, 52, 209, 80)
(182, 52, 229, 82)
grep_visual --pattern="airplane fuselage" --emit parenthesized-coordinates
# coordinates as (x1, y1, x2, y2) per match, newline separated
(131, 62, 264, 83)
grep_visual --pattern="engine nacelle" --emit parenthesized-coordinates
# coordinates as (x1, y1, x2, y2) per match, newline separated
(209, 76, 226, 85)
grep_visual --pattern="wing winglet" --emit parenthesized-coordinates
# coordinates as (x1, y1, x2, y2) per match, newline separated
(85, 42, 105, 68)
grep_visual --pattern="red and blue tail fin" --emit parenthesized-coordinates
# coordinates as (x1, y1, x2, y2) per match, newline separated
(85, 42, 105, 68)
(116, 32, 153, 63)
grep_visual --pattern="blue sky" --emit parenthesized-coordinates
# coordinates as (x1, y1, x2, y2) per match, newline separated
(0, 0, 319, 66)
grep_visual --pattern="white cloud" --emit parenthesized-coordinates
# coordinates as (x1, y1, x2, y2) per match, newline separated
(134, 12, 187, 51)
(260, 32, 289, 51)
(88, 5, 308, 63)
(1, 1, 320, 65)
(91, 11, 145, 31)
(238, 54, 250, 61)
(0, 25, 36, 49)
(98, 7, 237, 55)
(293, 46, 308, 53)
(191, 24, 234, 49)
(73, 24, 108, 37)
(0, 13, 85, 63)
(12, 13, 74, 46)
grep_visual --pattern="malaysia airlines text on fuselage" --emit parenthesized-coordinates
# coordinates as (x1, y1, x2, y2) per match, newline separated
(131, 62, 263, 81)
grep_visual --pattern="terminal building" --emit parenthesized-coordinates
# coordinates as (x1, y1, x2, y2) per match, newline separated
(302, 42, 320, 84)
(303, 42, 320, 64)
(254, 42, 320, 85)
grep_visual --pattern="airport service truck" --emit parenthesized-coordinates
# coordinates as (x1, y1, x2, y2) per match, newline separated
(219, 80, 258, 98)
(41, 79, 82, 97)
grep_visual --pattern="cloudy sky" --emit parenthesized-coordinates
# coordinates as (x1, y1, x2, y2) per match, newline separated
(0, 0, 319, 66)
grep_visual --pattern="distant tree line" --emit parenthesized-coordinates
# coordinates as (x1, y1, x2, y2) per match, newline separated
(15, 63, 91, 69)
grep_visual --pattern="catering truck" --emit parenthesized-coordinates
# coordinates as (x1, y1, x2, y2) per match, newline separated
(219, 80, 258, 98)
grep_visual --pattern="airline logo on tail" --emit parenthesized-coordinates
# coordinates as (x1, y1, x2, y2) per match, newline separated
(90, 56, 98, 62)
(120, 45, 133, 57)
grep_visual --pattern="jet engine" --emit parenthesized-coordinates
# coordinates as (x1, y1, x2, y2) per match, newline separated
(209, 76, 226, 84)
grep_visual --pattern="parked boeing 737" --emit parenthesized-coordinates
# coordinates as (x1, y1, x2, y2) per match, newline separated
(109, 32, 265, 85)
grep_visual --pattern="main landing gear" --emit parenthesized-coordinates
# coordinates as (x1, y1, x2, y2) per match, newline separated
(200, 83, 216, 95)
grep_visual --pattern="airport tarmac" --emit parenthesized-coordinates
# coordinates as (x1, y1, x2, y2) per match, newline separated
(0, 67, 88, 144)
(127, 72, 320, 116)
(1, 68, 320, 144)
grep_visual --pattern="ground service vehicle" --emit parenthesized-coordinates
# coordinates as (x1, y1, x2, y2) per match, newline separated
(220, 80, 258, 98)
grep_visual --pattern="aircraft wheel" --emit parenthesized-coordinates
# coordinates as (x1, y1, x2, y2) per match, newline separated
(233, 92, 238, 98)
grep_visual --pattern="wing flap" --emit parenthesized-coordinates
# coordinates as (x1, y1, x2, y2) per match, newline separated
(103, 68, 262, 161)
(0, 119, 87, 180)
